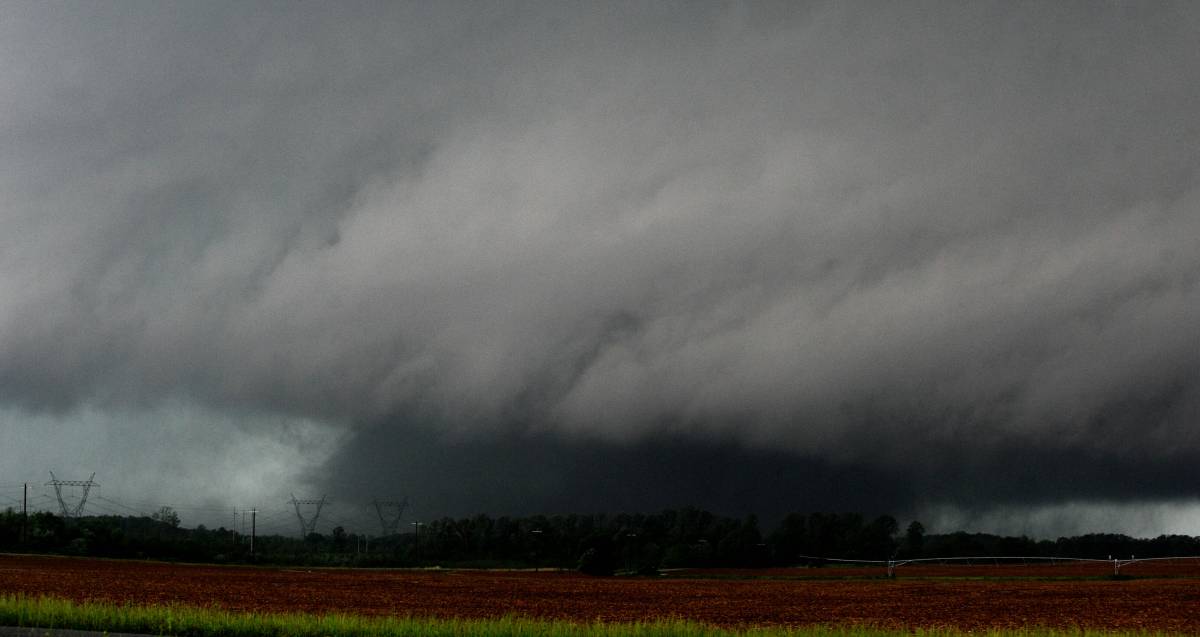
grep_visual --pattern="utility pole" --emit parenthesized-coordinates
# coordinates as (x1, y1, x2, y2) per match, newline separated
(250, 509, 257, 558)
(412, 521, 423, 563)
(21, 483, 27, 545)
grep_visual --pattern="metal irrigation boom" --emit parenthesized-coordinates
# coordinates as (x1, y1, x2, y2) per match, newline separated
(795, 554, 1200, 577)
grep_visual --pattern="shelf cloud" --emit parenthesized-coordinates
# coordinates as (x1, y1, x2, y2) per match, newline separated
(2, 2, 1199, 534)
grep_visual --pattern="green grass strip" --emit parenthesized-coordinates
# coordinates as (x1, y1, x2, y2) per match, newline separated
(0, 594, 1183, 637)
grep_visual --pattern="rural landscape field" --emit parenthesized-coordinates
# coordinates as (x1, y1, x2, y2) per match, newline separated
(6, 3, 1200, 637)
(4, 554, 1200, 633)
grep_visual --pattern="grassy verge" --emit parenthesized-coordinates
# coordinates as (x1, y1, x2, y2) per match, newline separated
(0, 594, 1182, 637)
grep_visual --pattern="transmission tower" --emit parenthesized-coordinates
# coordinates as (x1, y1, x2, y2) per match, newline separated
(290, 494, 327, 537)
(46, 471, 98, 518)
(372, 498, 408, 536)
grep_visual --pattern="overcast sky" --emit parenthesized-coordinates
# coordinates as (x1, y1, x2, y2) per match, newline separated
(2, 2, 1199, 539)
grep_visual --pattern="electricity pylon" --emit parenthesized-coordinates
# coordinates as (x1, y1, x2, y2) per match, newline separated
(46, 471, 98, 518)
(372, 498, 408, 536)
(290, 494, 327, 537)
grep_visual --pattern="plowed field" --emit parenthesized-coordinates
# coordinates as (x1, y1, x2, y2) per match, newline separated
(3, 555, 1200, 632)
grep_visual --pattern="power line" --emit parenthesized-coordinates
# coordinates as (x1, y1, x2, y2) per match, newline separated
(83, 500, 129, 517)
(93, 496, 147, 515)
(290, 494, 328, 537)
(46, 471, 98, 518)
(5, 476, 415, 536)
(373, 498, 408, 536)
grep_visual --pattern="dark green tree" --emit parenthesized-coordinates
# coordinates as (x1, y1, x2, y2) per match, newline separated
(152, 506, 181, 528)
(903, 520, 925, 557)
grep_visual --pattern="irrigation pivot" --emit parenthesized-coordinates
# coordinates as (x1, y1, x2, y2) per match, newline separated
(796, 554, 1200, 577)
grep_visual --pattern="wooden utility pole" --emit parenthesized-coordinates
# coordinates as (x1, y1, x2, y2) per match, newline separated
(250, 509, 257, 558)
(412, 521, 422, 563)
(21, 483, 27, 545)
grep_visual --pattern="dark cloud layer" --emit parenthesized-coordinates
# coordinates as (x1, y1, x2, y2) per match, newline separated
(320, 422, 907, 524)
(2, 2, 1200, 534)
(317, 414, 1200, 528)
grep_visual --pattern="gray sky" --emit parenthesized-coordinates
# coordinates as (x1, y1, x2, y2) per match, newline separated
(2, 1, 1200, 538)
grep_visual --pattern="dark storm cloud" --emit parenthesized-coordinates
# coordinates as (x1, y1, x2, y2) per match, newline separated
(3, 2, 1200, 528)
(321, 423, 907, 523)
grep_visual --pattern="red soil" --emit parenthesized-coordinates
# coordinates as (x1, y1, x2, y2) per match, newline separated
(3, 554, 1200, 632)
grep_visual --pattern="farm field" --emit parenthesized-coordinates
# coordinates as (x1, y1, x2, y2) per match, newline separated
(3, 554, 1200, 632)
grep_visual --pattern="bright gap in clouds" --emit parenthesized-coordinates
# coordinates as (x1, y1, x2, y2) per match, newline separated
(923, 501, 1200, 539)
(0, 401, 342, 528)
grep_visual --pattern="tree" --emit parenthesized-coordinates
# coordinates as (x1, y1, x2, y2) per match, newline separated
(861, 515, 899, 559)
(904, 521, 925, 557)
(768, 512, 808, 564)
(332, 526, 349, 550)
(152, 506, 181, 528)
(576, 547, 615, 576)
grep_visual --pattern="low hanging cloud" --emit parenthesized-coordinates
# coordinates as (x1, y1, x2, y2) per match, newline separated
(2, 3, 1199, 531)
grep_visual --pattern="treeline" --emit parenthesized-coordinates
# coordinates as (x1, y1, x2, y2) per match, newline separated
(2, 507, 1199, 573)
(918, 529, 1200, 561)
